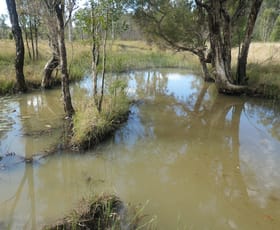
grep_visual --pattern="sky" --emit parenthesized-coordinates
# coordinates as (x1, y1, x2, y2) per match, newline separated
(0, 0, 8, 15)
(0, 0, 86, 24)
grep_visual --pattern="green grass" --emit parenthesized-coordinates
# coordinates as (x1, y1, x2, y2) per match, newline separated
(106, 50, 195, 73)
(44, 194, 156, 230)
(0, 40, 196, 95)
(71, 86, 130, 150)
(247, 63, 280, 99)
(44, 194, 124, 230)
(0, 40, 90, 94)
(231, 42, 280, 99)
(230, 62, 280, 99)
(1, 40, 280, 97)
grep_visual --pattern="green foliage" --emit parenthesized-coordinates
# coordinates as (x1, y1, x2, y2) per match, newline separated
(0, 79, 15, 95)
(74, 0, 128, 39)
(254, 0, 280, 41)
(0, 14, 9, 39)
(261, 8, 279, 41)
(134, 0, 208, 52)
(270, 16, 280, 41)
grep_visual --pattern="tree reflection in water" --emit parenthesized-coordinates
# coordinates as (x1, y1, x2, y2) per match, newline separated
(0, 69, 280, 229)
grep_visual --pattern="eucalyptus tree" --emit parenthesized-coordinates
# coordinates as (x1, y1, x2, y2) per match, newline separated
(135, 0, 263, 94)
(43, 0, 75, 118)
(134, 0, 213, 82)
(270, 16, 280, 41)
(254, 0, 280, 41)
(16, 0, 41, 60)
(0, 14, 9, 39)
(236, 0, 263, 84)
(195, 0, 263, 94)
(75, 0, 127, 112)
(6, 0, 27, 92)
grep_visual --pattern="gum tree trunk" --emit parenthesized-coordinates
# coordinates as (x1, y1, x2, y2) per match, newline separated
(98, 21, 108, 113)
(208, 0, 233, 85)
(6, 0, 27, 92)
(198, 51, 213, 82)
(42, 27, 60, 89)
(236, 0, 263, 84)
(198, 0, 247, 94)
(91, 2, 100, 103)
(55, 2, 75, 117)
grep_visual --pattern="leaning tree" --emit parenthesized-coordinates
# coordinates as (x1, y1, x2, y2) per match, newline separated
(41, 1, 60, 89)
(43, 0, 75, 117)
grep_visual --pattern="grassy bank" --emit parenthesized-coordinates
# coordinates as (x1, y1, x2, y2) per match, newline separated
(0, 40, 194, 95)
(232, 42, 280, 99)
(0, 40, 89, 94)
(1, 40, 280, 97)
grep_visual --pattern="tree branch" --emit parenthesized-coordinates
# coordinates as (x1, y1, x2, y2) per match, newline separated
(231, 0, 247, 26)
(195, 0, 210, 12)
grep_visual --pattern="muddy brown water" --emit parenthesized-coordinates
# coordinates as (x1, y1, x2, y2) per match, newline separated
(0, 69, 280, 229)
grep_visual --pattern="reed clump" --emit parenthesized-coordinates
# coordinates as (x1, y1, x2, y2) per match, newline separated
(44, 194, 125, 230)
(44, 194, 156, 230)
(71, 83, 130, 150)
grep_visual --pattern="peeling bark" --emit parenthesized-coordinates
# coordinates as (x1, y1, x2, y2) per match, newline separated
(198, 52, 214, 82)
(42, 56, 59, 89)
(42, 29, 60, 89)
(55, 2, 75, 117)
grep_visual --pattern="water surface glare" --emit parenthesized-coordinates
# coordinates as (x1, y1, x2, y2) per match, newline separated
(0, 69, 280, 229)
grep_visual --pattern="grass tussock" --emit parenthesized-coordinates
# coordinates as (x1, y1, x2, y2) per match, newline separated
(44, 195, 125, 230)
(71, 88, 130, 150)
(44, 194, 156, 230)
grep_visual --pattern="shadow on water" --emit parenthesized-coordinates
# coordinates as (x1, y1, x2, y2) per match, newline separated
(0, 69, 280, 229)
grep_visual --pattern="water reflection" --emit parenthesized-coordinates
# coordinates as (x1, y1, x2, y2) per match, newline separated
(0, 90, 64, 158)
(0, 69, 280, 229)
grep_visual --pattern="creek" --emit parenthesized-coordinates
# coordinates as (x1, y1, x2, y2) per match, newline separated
(0, 69, 280, 229)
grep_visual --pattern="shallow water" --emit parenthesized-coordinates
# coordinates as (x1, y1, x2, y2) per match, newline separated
(0, 69, 280, 229)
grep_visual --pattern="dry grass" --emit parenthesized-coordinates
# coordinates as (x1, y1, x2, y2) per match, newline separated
(232, 43, 280, 97)
(0, 40, 91, 94)
(232, 42, 280, 65)
(0, 39, 195, 94)
(1, 39, 279, 96)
